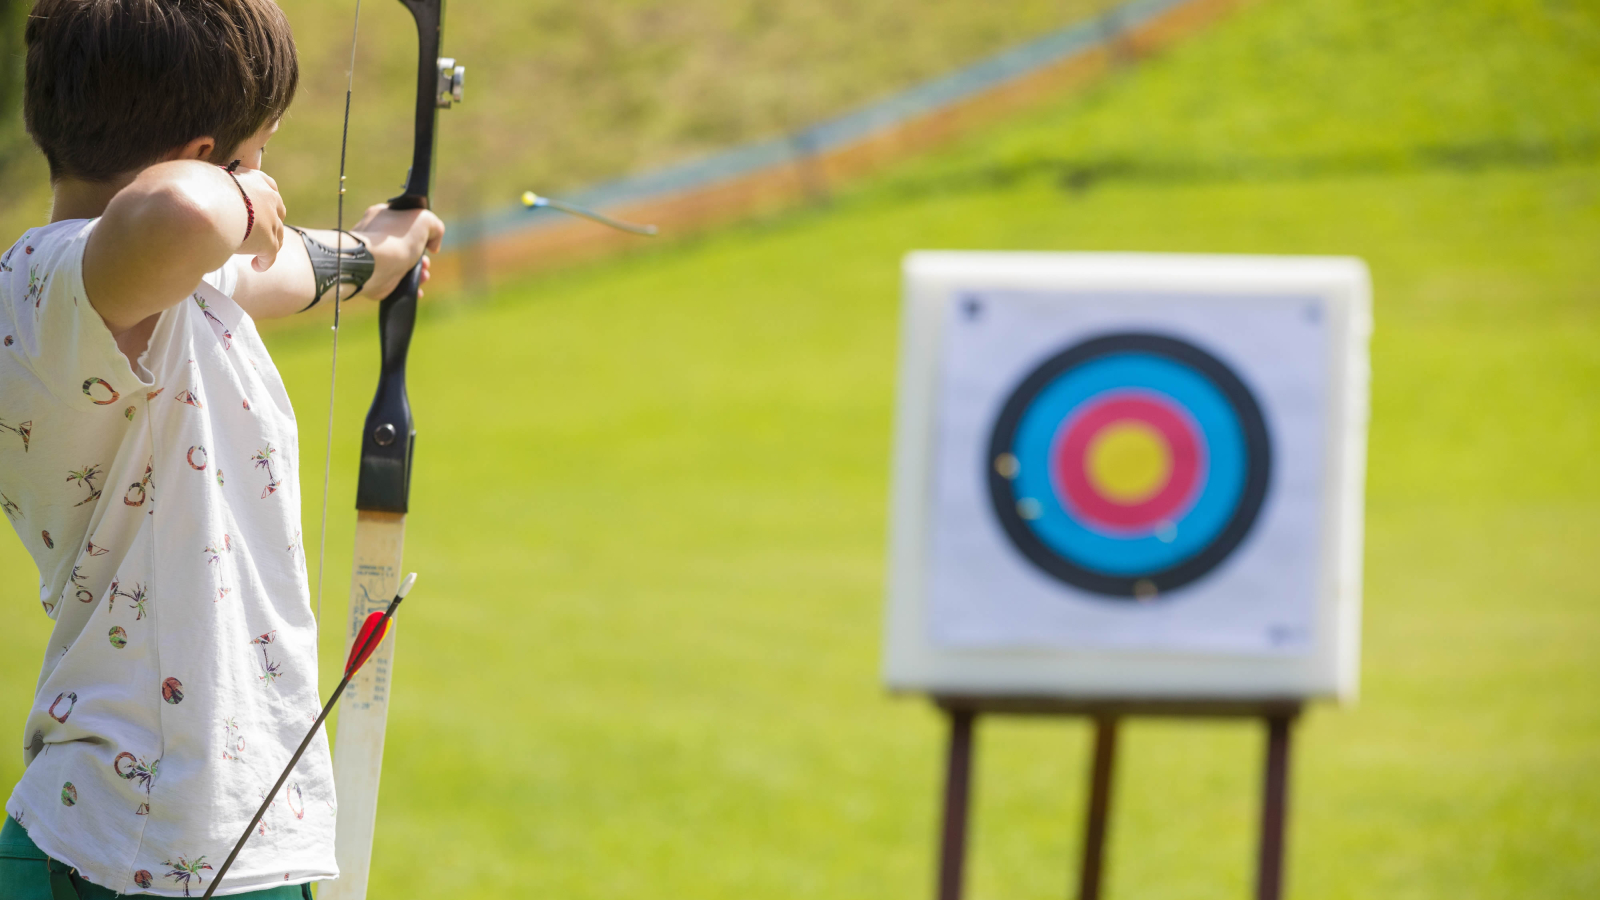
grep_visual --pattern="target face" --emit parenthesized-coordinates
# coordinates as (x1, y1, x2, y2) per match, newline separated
(987, 333, 1271, 598)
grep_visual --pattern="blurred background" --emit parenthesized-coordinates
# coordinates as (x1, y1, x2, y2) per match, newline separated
(0, 0, 1596, 896)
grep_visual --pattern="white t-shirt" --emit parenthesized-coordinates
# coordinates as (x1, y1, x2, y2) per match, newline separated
(0, 220, 335, 894)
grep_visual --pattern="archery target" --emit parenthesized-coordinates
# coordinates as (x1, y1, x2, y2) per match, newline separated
(884, 252, 1371, 700)
(987, 333, 1271, 597)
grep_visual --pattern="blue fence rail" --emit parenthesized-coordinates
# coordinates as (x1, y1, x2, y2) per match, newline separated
(453, 0, 1194, 249)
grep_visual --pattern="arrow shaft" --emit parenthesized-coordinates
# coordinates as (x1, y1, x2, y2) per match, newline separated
(201, 593, 401, 899)
(537, 196, 658, 236)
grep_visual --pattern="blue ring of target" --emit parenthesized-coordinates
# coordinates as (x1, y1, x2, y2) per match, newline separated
(987, 333, 1272, 599)
(1012, 355, 1245, 572)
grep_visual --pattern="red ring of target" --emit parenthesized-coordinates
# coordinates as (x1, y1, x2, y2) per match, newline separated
(1051, 391, 1206, 534)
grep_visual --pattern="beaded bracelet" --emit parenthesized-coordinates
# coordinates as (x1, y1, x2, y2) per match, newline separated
(218, 160, 255, 244)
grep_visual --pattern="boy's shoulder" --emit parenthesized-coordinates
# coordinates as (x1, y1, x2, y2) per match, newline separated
(0, 219, 130, 411)
(0, 220, 95, 311)
(1, 220, 93, 266)
(2, 219, 240, 330)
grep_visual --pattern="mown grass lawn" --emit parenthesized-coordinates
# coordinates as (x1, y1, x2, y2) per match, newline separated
(248, 162, 1598, 900)
(1, 0, 1595, 897)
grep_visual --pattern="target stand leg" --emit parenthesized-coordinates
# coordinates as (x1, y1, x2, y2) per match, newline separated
(1076, 715, 1120, 900)
(937, 708, 977, 900)
(1254, 711, 1296, 900)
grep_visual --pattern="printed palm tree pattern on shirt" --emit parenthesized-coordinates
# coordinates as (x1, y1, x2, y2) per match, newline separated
(25, 267, 47, 310)
(66, 463, 103, 507)
(110, 581, 149, 620)
(113, 752, 158, 794)
(253, 444, 280, 498)
(204, 535, 233, 601)
(202, 534, 231, 565)
(252, 631, 282, 684)
(163, 856, 212, 896)
(220, 717, 245, 761)
(0, 416, 30, 451)
(254, 787, 276, 836)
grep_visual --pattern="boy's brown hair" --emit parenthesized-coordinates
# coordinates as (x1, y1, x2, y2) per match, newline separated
(24, 0, 298, 182)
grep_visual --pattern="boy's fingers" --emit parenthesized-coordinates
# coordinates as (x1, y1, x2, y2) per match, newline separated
(247, 216, 284, 272)
(425, 212, 446, 252)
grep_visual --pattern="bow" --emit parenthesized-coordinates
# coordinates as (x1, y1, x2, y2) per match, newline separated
(317, 2, 462, 897)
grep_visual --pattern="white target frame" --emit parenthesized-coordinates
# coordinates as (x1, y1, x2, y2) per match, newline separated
(883, 252, 1371, 701)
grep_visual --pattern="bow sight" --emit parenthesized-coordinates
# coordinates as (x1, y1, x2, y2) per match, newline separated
(437, 57, 464, 108)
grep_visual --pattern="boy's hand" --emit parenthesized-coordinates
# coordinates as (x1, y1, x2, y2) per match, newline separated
(86, 158, 293, 341)
(349, 203, 446, 300)
(232, 201, 444, 322)
(233, 167, 287, 273)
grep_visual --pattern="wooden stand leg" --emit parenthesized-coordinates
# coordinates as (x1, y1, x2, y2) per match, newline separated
(1077, 716, 1119, 900)
(937, 708, 977, 900)
(1255, 713, 1295, 900)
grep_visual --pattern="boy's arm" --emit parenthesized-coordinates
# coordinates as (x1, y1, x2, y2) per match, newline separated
(84, 160, 284, 334)
(234, 206, 445, 320)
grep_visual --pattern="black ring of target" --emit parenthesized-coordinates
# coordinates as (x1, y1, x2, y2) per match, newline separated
(986, 332, 1272, 599)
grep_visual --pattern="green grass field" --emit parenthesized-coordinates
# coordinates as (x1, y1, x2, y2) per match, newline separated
(2, 0, 1597, 897)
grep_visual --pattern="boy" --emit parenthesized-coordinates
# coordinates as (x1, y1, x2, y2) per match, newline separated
(0, 0, 444, 895)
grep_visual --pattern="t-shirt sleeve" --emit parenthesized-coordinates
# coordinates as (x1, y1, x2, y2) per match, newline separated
(0, 221, 147, 412)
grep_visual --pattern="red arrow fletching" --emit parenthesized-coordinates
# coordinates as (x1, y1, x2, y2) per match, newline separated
(344, 610, 390, 677)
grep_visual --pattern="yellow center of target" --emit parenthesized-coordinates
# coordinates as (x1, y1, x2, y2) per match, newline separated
(1085, 420, 1172, 504)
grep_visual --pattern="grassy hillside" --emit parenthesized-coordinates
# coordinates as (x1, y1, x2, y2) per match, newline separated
(1, 0, 1596, 898)
(0, 0, 1115, 237)
(901, 0, 1600, 185)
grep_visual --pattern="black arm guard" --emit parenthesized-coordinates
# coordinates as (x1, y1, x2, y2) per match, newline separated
(288, 226, 377, 311)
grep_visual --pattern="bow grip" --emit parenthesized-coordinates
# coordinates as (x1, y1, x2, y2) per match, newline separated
(354, 259, 421, 513)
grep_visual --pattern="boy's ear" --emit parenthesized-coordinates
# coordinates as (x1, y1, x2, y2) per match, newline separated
(167, 136, 219, 164)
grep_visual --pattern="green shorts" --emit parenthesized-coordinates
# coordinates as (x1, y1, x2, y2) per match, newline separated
(0, 817, 313, 900)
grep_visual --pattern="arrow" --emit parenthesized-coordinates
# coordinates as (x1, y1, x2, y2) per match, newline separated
(520, 191, 659, 236)
(200, 574, 418, 900)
